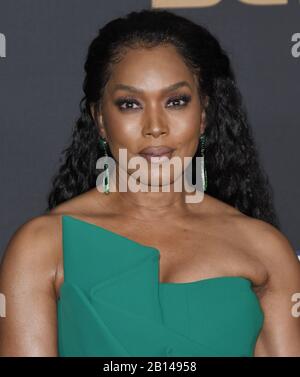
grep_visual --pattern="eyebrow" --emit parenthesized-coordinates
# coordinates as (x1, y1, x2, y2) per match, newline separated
(112, 81, 192, 94)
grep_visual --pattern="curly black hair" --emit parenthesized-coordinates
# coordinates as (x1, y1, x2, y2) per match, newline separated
(46, 9, 280, 229)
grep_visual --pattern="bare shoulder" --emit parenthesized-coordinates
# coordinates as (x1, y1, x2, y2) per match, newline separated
(206, 194, 298, 265)
(235, 214, 298, 263)
(0, 188, 99, 288)
(200, 194, 300, 288)
(0, 188, 104, 306)
(48, 187, 114, 218)
(0, 213, 68, 356)
(4, 187, 101, 256)
(231, 212, 300, 288)
(211, 202, 300, 356)
(0, 213, 62, 291)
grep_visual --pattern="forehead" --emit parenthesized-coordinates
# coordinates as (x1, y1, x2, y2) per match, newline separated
(106, 44, 197, 94)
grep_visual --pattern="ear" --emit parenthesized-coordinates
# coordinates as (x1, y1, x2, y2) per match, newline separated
(90, 103, 96, 122)
(90, 103, 107, 139)
(200, 108, 207, 134)
(200, 96, 209, 134)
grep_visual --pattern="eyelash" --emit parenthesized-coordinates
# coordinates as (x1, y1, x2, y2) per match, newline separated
(115, 94, 192, 111)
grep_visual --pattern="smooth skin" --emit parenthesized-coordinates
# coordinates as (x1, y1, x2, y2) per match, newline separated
(0, 45, 300, 356)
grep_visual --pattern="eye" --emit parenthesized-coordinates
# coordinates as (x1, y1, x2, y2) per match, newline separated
(115, 97, 141, 111)
(114, 94, 192, 112)
(166, 94, 191, 108)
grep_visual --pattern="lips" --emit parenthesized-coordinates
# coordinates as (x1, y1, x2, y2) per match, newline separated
(138, 146, 174, 156)
(138, 146, 175, 164)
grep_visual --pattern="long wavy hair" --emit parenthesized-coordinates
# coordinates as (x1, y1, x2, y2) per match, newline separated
(46, 9, 280, 229)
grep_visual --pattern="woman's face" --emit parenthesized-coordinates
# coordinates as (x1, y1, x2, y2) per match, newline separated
(94, 44, 207, 189)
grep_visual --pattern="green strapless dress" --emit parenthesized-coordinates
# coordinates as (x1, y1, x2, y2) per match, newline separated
(57, 215, 264, 357)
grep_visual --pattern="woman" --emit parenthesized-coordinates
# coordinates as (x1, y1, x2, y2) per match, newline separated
(0, 9, 299, 357)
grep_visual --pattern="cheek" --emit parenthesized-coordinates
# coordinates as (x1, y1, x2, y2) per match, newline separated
(173, 128, 200, 159)
(170, 107, 201, 136)
(104, 113, 139, 146)
(112, 128, 139, 152)
(107, 126, 140, 160)
(181, 140, 199, 159)
(174, 124, 199, 147)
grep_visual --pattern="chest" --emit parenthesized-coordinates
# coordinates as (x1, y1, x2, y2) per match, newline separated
(99, 218, 262, 284)
(56, 215, 266, 295)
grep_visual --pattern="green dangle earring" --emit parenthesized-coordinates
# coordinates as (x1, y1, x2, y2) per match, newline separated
(200, 134, 208, 192)
(99, 137, 110, 195)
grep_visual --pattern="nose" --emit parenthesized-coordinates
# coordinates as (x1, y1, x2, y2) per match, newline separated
(142, 111, 169, 138)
